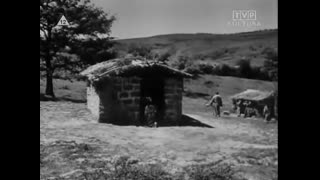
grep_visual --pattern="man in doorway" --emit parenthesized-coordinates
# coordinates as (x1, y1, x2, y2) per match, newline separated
(143, 97, 158, 127)
(206, 92, 223, 117)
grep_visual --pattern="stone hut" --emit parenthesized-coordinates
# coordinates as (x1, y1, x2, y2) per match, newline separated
(80, 57, 192, 126)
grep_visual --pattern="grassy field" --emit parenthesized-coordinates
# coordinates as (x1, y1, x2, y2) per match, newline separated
(40, 76, 277, 180)
(40, 75, 276, 111)
(115, 29, 278, 67)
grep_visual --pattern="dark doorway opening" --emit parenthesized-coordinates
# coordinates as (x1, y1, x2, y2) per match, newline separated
(140, 77, 165, 125)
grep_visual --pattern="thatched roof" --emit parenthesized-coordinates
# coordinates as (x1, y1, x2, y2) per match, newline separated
(230, 89, 274, 102)
(80, 56, 192, 81)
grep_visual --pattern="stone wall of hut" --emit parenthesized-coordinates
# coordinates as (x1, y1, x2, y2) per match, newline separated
(163, 78, 183, 125)
(111, 76, 141, 124)
(87, 76, 183, 125)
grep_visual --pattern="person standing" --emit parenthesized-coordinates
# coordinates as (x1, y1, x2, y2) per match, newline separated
(206, 92, 223, 117)
(142, 97, 158, 127)
(263, 105, 271, 122)
(243, 101, 251, 118)
(237, 99, 245, 117)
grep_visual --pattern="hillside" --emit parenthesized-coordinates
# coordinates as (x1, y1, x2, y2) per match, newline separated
(114, 29, 278, 67)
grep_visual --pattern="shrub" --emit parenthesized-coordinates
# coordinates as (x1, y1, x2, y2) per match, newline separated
(236, 59, 252, 78)
(185, 64, 202, 75)
(262, 48, 278, 81)
(192, 54, 207, 60)
(216, 64, 237, 76)
(41, 152, 244, 180)
(198, 63, 215, 74)
(157, 52, 172, 62)
(127, 43, 153, 58)
(171, 56, 193, 70)
(79, 156, 173, 180)
(208, 49, 227, 59)
(184, 161, 236, 180)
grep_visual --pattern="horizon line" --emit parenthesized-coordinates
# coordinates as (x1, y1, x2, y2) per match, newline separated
(113, 28, 278, 40)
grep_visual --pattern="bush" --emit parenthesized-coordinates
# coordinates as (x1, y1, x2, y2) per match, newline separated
(127, 43, 153, 58)
(236, 59, 252, 78)
(208, 49, 227, 59)
(192, 54, 207, 60)
(41, 151, 245, 180)
(171, 56, 193, 70)
(210, 61, 274, 81)
(185, 64, 202, 75)
(215, 64, 237, 76)
(198, 63, 215, 74)
(262, 48, 278, 81)
(183, 161, 236, 180)
(79, 159, 237, 180)
(80, 156, 172, 180)
(157, 52, 171, 62)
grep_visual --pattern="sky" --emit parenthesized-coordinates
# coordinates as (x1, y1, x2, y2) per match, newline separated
(91, 0, 277, 39)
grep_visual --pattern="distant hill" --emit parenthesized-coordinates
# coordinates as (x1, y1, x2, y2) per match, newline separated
(114, 29, 278, 67)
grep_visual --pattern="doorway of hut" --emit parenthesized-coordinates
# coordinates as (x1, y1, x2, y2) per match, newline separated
(140, 77, 165, 126)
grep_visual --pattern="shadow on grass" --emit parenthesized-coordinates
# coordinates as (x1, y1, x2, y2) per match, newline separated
(98, 114, 214, 128)
(178, 114, 213, 128)
(40, 93, 86, 103)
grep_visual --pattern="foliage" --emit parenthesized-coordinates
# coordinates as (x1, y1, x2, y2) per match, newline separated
(236, 59, 252, 79)
(171, 56, 193, 70)
(157, 52, 172, 62)
(198, 63, 215, 74)
(40, 141, 239, 180)
(184, 161, 236, 180)
(216, 64, 237, 77)
(40, 0, 116, 97)
(79, 156, 173, 180)
(127, 43, 153, 59)
(41, 151, 238, 180)
(262, 48, 278, 81)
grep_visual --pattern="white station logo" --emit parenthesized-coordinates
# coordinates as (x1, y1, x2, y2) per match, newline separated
(56, 15, 70, 26)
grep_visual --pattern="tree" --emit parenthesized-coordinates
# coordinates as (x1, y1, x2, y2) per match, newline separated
(263, 48, 278, 81)
(262, 47, 278, 118)
(171, 56, 193, 70)
(236, 58, 252, 78)
(157, 52, 171, 62)
(40, 0, 116, 97)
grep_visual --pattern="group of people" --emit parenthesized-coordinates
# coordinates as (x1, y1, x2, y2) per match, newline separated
(236, 99, 255, 118)
(235, 99, 271, 122)
(206, 92, 272, 122)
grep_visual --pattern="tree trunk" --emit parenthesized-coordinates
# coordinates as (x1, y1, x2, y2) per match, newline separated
(45, 68, 55, 98)
(274, 90, 278, 119)
(45, 59, 55, 98)
(44, 28, 55, 98)
(45, 46, 55, 98)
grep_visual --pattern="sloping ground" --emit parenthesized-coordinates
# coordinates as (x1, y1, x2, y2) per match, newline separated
(40, 101, 277, 179)
(184, 75, 277, 111)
